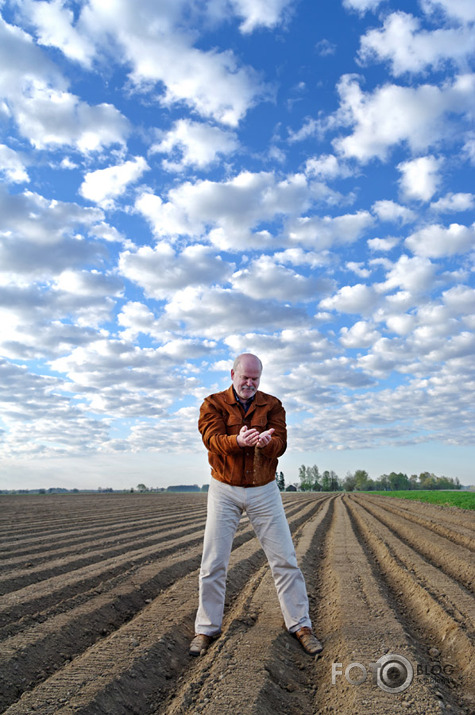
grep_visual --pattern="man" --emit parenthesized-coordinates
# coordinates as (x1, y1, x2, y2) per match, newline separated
(190, 353, 323, 657)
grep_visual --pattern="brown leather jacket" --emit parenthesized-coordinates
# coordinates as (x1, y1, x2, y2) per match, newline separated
(198, 385, 287, 487)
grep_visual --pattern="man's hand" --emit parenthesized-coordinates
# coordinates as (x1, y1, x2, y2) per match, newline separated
(237, 425, 260, 447)
(256, 428, 275, 448)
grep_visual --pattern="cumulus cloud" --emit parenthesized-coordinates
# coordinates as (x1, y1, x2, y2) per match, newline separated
(231, 254, 334, 301)
(161, 286, 309, 337)
(287, 211, 374, 249)
(405, 222, 475, 257)
(0, 16, 129, 153)
(305, 154, 352, 179)
(367, 236, 400, 251)
(79, 157, 149, 208)
(343, 0, 384, 13)
(151, 119, 238, 170)
(119, 243, 233, 299)
(21, 0, 96, 66)
(333, 73, 475, 161)
(340, 320, 381, 347)
(430, 192, 475, 213)
(398, 155, 442, 202)
(378, 254, 437, 295)
(135, 171, 321, 250)
(0, 144, 29, 183)
(0, 188, 107, 281)
(372, 199, 417, 224)
(359, 11, 475, 76)
(227, 0, 295, 33)
(319, 283, 379, 315)
(421, 0, 475, 24)
(80, 0, 271, 126)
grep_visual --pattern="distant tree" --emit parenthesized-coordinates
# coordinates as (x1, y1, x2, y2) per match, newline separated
(329, 471, 341, 491)
(388, 472, 409, 490)
(419, 472, 436, 489)
(298, 464, 313, 491)
(343, 472, 356, 491)
(137, 483, 148, 493)
(276, 471, 285, 491)
(201, 484, 210, 492)
(308, 465, 321, 491)
(354, 469, 370, 491)
(321, 470, 331, 491)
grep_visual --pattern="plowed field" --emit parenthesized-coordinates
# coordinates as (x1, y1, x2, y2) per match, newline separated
(0, 492, 473, 714)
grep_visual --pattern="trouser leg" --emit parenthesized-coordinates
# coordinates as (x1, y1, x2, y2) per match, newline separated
(246, 481, 312, 632)
(194, 479, 243, 635)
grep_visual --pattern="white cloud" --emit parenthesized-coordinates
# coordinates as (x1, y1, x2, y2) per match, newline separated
(119, 243, 233, 300)
(0, 16, 129, 153)
(421, 0, 475, 24)
(228, 0, 295, 33)
(405, 222, 475, 257)
(334, 73, 475, 161)
(367, 236, 400, 251)
(304, 154, 352, 179)
(379, 254, 437, 295)
(442, 285, 475, 318)
(231, 254, 334, 302)
(135, 171, 318, 250)
(287, 210, 374, 249)
(340, 320, 381, 347)
(151, 119, 238, 170)
(315, 39, 337, 57)
(343, 0, 384, 13)
(79, 157, 149, 208)
(319, 283, 379, 315)
(430, 192, 475, 213)
(398, 155, 442, 202)
(0, 144, 29, 183)
(0, 188, 107, 281)
(80, 0, 271, 127)
(359, 11, 475, 76)
(54, 270, 123, 297)
(23, 0, 96, 66)
(372, 199, 417, 224)
(346, 261, 371, 278)
(161, 286, 308, 337)
(272, 248, 331, 268)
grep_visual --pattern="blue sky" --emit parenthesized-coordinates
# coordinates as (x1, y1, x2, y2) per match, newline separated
(0, 0, 474, 490)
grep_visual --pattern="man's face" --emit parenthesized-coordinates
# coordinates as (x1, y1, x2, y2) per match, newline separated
(231, 358, 261, 401)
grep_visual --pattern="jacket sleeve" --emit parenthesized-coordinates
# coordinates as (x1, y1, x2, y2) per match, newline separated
(257, 399, 287, 460)
(198, 397, 242, 455)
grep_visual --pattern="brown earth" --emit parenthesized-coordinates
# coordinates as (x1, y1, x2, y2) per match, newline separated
(0, 491, 473, 714)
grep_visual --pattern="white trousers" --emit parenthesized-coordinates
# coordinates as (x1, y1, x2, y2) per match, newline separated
(195, 478, 312, 636)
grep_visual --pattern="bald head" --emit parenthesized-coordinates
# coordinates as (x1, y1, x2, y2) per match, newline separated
(231, 353, 262, 400)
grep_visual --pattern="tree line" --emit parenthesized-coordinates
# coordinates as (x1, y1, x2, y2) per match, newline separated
(290, 466, 462, 492)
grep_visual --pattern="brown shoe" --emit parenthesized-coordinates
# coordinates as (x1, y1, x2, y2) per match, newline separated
(294, 627, 323, 655)
(189, 633, 212, 657)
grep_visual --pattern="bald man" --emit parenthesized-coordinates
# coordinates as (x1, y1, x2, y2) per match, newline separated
(190, 353, 323, 657)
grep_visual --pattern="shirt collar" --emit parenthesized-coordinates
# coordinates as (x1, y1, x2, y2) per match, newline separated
(232, 386, 255, 412)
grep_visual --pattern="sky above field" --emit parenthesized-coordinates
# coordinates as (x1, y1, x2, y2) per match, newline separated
(1, 0, 474, 491)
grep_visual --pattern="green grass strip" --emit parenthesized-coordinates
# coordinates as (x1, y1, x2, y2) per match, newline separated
(363, 490, 475, 510)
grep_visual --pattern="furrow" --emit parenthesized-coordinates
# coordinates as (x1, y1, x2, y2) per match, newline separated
(310, 495, 455, 715)
(349, 494, 474, 593)
(359, 495, 475, 553)
(1, 496, 325, 714)
(345, 496, 474, 712)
